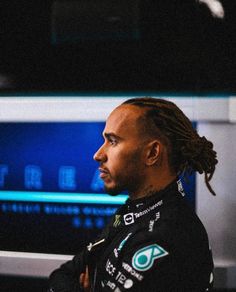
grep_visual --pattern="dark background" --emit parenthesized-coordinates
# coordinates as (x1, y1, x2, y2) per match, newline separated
(0, 0, 235, 94)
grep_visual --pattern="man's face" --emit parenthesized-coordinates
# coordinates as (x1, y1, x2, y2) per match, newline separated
(93, 105, 147, 196)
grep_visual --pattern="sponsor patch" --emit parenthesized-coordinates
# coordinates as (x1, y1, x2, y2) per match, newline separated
(124, 213, 134, 225)
(124, 279, 133, 289)
(155, 212, 160, 221)
(118, 233, 132, 251)
(115, 271, 134, 289)
(114, 248, 119, 258)
(106, 259, 116, 276)
(122, 262, 143, 281)
(135, 200, 163, 219)
(148, 212, 160, 232)
(148, 220, 155, 232)
(106, 280, 116, 290)
(177, 179, 185, 196)
(114, 233, 132, 257)
(87, 238, 105, 252)
(123, 200, 163, 225)
(115, 271, 127, 284)
(132, 244, 168, 271)
(113, 215, 121, 227)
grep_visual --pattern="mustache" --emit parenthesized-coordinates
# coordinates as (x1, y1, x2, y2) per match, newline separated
(98, 166, 110, 174)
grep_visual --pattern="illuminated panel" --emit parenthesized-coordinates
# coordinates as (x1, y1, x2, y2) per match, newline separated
(0, 122, 105, 193)
(0, 191, 127, 204)
(0, 122, 123, 254)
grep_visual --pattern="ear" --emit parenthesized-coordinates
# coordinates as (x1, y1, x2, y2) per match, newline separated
(145, 140, 161, 166)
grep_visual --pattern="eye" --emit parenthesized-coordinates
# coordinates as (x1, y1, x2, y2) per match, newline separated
(109, 137, 117, 146)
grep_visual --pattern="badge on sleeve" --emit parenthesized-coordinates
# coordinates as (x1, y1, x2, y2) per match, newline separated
(132, 244, 168, 271)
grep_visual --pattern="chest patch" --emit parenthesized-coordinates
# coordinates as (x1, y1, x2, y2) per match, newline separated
(132, 244, 168, 271)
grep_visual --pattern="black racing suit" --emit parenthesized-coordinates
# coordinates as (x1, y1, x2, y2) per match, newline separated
(49, 180, 214, 291)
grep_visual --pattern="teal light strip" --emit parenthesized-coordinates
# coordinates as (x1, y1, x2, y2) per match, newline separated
(0, 191, 128, 205)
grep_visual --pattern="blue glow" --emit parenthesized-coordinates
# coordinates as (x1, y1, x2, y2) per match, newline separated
(58, 166, 77, 190)
(72, 217, 82, 228)
(84, 217, 93, 229)
(24, 165, 42, 190)
(0, 122, 105, 192)
(95, 217, 105, 229)
(0, 165, 8, 187)
(0, 191, 128, 205)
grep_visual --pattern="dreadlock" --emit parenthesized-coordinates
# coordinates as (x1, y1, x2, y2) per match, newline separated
(123, 97, 218, 196)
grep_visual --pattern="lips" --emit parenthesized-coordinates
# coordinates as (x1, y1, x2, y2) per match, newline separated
(99, 167, 109, 179)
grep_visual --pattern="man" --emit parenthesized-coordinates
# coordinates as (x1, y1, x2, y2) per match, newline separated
(49, 97, 217, 291)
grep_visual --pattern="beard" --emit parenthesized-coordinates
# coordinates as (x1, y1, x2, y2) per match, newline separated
(103, 169, 143, 197)
(101, 146, 145, 197)
(104, 183, 125, 196)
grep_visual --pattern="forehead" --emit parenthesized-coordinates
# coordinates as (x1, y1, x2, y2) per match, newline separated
(104, 105, 145, 137)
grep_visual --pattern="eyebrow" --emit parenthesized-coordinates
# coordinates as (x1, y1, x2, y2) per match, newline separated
(103, 132, 121, 140)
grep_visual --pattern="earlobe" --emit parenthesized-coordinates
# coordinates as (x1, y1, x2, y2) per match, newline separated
(146, 141, 161, 166)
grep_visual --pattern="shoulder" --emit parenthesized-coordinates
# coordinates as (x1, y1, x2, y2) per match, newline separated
(140, 196, 210, 252)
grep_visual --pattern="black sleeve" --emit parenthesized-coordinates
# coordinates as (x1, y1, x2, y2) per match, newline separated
(48, 218, 114, 292)
(48, 210, 121, 292)
(48, 249, 87, 292)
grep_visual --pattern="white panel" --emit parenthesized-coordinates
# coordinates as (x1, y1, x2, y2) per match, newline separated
(171, 97, 229, 121)
(0, 251, 72, 277)
(0, 96, 230, 122)
(0, 97, 126, 122)
(229, 96, 236, 122)
(194, 98, 228, 121)
(196, 123, 236, 265)
(196, 122, 236, 288)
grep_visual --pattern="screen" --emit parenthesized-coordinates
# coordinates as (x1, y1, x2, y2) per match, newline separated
(0, 122, 195, 255)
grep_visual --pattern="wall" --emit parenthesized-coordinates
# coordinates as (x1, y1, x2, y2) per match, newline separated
(197, 122, 236, 288)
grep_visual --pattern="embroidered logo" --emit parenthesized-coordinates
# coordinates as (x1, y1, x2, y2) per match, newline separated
(148, 212, 161, 232)
(113, 215, 121, 227)
(177, 179, 185, 197)
(132, 244, 168, 271)
(123, 213, 134, 225)
(114, 233, 132, 258)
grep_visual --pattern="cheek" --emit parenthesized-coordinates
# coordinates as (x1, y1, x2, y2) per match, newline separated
(107, 144, 144, 173)
(107, 149, 130, 173)
(115, 149, 143, 174)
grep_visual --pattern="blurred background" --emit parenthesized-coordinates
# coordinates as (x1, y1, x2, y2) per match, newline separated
(0, 1, 236, 291)
(0, 0, 235, 93)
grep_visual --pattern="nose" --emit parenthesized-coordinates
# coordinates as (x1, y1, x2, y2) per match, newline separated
(93, 144, 107, 162)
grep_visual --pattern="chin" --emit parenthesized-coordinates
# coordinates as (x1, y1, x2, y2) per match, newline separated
(104, 184, 122, 196)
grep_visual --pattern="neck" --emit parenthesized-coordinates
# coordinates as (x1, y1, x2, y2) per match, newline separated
(129, 173, 177, 200)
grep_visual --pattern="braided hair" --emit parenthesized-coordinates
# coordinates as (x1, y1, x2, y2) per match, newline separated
(123, 97, 218, 196)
